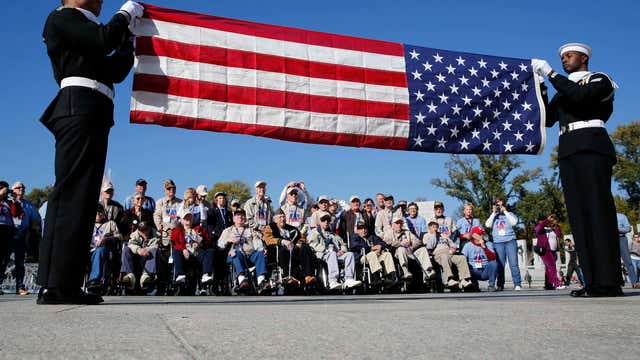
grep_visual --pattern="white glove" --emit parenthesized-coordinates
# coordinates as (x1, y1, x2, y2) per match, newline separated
(119, 1, 144, 22)
(531, 59, 553, 77)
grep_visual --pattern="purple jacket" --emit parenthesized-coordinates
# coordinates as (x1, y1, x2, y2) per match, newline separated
(535, 219, 562, 251)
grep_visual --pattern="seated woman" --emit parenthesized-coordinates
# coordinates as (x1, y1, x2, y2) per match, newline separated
(120, 221, 161, 291)
(170, 209, 214, 286)
(88, 204, 122, 290)
(218, 209, 269, 293)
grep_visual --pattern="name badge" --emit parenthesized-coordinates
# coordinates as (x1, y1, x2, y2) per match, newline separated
(473, 261, 483, 269)
(498, 230, 506, 236)
(13, 217, 22, 227)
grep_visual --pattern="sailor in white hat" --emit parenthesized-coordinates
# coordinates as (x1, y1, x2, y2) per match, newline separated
(532, 43, 622, 298)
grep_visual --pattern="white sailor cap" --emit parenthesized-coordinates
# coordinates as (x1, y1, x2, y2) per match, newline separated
(558, 42, 592, 58)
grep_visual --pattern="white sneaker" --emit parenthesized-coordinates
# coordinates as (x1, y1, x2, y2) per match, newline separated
(175, 274, 187, 284)
(514, 285, 522, 291)
(460, 279, 472, 288)
(122, 273, 136, 290)
(447, 279, 459, 288)
(329, 281, 342, 290)
(343, 278, 362, 289)
(201, 273, 214, 284)
(140, 272, 153, 289)
(555, 285, 567, 290)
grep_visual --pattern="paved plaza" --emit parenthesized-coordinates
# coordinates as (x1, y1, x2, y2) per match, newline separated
(0, 287, 638, 360)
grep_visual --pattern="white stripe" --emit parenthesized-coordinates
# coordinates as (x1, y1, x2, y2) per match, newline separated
(135, 55, 409, 104)
(131, 91, 410, 138)
(136, 19, 407, 73)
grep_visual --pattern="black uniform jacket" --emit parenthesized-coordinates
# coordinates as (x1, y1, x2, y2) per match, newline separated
(542, 72, 616, 161)
(41, 7, 133, 125)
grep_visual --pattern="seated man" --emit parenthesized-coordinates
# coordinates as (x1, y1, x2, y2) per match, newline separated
(424, 221, 472, 289)
(170, 209, 215, 286)
(307, 214, 362, 290)
(264, 209, 317, 286)
(383, 214, 435, 281)
(350, 222, 396, 287)
(218, 209, 269, 293)
(121, 221, 162, 290)
(461, 226, 498, 291)
(88, 204, 122, 290)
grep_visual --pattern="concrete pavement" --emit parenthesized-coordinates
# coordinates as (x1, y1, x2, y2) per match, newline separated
(0, 287, 638, 360)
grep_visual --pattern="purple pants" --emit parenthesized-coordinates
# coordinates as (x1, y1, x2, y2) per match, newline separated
(540, 247, 562, 288)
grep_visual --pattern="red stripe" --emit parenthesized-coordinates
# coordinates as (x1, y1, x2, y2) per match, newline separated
(136, 37, 408, 88)
(140, 3, 404, 57)
(133, 73, 410, 121)
(130, 110, 408, 151)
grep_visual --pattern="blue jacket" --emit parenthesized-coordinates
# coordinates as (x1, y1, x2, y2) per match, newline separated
(405, 215, 427, 237)
(617, 213, 631, 237)
(13, 199, 39, 239)
(349, 233, 387, 262)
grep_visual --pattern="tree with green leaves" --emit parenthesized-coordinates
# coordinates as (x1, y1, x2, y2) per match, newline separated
(207, 180, 252, 205)
(611, 121, 640, 226)
(431, 154, 542, 224)
(25, 185, 53, 208)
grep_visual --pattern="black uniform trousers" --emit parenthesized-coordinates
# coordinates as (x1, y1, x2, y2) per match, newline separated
(559, 151, 621, 289)
(38, 114, 110, 290)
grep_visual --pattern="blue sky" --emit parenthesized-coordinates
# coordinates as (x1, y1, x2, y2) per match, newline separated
(1, 0, 638, 214)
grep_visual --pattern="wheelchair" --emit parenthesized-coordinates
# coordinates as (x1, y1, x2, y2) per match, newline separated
(226, 248, 278, 296)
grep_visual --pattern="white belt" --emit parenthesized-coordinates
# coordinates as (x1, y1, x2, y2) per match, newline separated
(60, 76, 114, 101)
(559, 120, 605, 136)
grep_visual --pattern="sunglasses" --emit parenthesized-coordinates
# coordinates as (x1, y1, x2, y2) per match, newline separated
(134, 197, 143, 200)
(166, 187, 176, 190)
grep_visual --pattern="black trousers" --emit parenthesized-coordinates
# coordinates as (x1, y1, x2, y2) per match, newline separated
(559, 151, 621, 289)
(38, 114, 110, 290)
(278, 244, 315, 278)
(0, 225, 14, 284)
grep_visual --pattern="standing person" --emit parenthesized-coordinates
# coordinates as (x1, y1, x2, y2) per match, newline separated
(484, 198, 521, 291)
(10, 182, 40, 295)
(208, 192, 233, 241)
(0, 182, 21, 295)
(617, 213, 639, 289)
(244, 181, 273, 236)
(338, 195, 369, 242)
(405, 202, 427, 238)
(563, 238, 585, 287)
(362, 198, 377, 236)
(37, 0, 144, 304)
(630, 234, 640, 286)
(455, 202, 482, 249)
(280, 185, 312, 231)
(124, 179, 155, 212)
(153, 180, 183, 246)
(533, 43, 622, 297)
(375, 195, 395, 237)
(534, 215, 566, 290)
(429, 201, 456, 243)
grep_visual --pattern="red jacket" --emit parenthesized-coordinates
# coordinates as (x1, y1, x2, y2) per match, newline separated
(170, 225, 211, 251)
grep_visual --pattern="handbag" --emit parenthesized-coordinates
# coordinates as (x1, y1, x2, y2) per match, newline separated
(533, 245, 546, 256)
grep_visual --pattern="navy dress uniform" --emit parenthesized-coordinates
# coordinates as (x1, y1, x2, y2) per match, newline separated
(533, 43, 622, 297)
(37, 2, 143, 304)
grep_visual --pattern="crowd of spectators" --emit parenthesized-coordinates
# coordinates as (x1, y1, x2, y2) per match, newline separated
(1, 178, 638, 295)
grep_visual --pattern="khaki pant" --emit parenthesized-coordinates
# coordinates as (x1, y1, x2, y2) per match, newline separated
(394, 247, 432, 278)
(433, 252, 470, 280)
(360, 251, 396, 275)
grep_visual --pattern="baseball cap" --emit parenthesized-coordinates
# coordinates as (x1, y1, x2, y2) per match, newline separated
(384, 195, 394, 201)
(135, 178, 147, 186)
(318, 195, 329, 203)
(471, 226, 484, 235)
(12, 181, 25, 190)
(392, 213, 404, 223)
(319, 214, 332, 222)
(287, 188, 298, 195)
(196, 185, 208, 196)
(101, 181, 114, 192)
(434, 201, 444, 208)
(164, 179, 176, 189)
(214, 191, 226, 198)
(178, 208, 193, 219)
(254, 180, 267, 188)
(231, 199, 240, 206)
(349, 195, 360, 203)
(233, 209, 246, 216)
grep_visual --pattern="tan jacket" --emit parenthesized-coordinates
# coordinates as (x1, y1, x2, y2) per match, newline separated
(92, 220, 122, 249)
(429, 216, 456, 238)
(153, 196, 183, 236)
(306, 228, 347, 259)
(382, 228, 421, 250)
(217, 225, 264, 256)
(244, 196, 272, 232)
(128, 229, 160, 254)
(423, 231, 457, 255)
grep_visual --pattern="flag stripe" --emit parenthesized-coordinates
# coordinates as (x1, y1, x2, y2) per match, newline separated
(142, 3, 404, 57)
(136, 36, 408, 88)
(131, 110, 408, 150)
(136, 19, 406, 73)
(131, 91, 411, 138)
(135, 55, 409, 104)
(133, 73, 410, 120)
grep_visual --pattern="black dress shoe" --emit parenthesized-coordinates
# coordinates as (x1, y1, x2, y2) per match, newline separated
(37, 288, 104, 305)
(570, 287, 624, 298)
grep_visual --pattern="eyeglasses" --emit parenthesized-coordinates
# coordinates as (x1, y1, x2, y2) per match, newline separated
(166, 187, 176, 191)
(134, 197, 143, 201)
(14, 187, 25, 190)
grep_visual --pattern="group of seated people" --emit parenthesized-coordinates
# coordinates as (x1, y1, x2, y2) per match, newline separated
(85, 179, 503, 295)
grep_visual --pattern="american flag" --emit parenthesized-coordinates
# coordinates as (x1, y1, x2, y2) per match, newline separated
(131, 4, 546, 154)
